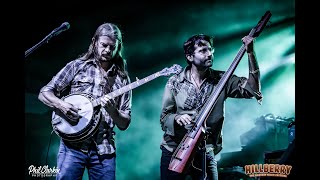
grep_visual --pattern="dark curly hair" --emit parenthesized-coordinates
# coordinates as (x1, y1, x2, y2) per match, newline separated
(183, 34, 214, 65)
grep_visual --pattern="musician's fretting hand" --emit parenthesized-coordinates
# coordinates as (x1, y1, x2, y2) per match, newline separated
(175, 114, 193, 126)
(101, 95, 117, 113)
(242, 35, 254, 53)
(58, 101, 80, 121)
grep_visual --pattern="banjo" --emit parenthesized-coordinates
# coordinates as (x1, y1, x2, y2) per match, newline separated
(51, 64, 182, 142)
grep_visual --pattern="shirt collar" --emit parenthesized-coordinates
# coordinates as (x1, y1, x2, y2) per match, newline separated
(177, 65, 216, 82)
(84, 58, 117, 76)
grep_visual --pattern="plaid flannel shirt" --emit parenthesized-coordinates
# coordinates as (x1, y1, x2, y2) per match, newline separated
(40, 58, 132, 154)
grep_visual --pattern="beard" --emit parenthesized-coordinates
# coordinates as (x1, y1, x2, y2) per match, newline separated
(94, 49, 113, 62)
(99, 54, 112, 62)
(205, 59, 213, 67)
(193, 59, 213, 72)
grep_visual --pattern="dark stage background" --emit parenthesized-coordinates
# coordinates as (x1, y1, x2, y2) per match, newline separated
(25, 1, 295, 179)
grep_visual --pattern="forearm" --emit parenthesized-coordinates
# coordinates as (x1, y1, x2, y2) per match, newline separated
(107, 108, 131, 130)
(38, 91, 63, 109)
(247, 52, 261, 92)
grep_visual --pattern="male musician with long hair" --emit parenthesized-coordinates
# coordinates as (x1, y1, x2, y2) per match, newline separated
(159, 34, 263, 180)
(38, 23, 131, 180)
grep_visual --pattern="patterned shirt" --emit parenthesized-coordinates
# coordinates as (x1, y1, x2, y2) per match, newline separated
(40, 58, 132, 155)
(160, 66, 262, 154)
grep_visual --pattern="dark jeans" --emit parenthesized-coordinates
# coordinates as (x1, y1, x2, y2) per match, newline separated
(56, 140, 116, 180)
(160, 146, 218, 180)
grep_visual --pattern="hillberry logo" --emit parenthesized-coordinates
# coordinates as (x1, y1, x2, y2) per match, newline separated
(244, 164, 292, 178)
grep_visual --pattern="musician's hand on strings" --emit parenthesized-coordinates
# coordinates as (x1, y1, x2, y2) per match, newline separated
(175, 114, 193, 126)
(58, 101, 80, 121)
(101, 95, 117, 113)
(242, 35, 254, 53)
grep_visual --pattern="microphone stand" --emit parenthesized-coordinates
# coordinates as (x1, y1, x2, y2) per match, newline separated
(25, 22, 70, 58)
(25, 32, 55, 58)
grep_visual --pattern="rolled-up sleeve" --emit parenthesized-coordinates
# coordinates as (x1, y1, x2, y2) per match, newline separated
(226, 75, 263, 104)
(118, 77, 132, 130)
(160, 80, 178, 136)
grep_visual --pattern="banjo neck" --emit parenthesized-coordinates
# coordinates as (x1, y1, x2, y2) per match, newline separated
(89, 64, 182, 108)
(91, 71, 161, 108)
(92, 72, 160, 107)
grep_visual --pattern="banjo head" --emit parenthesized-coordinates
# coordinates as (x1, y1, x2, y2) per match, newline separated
(52, 94, 95, 139)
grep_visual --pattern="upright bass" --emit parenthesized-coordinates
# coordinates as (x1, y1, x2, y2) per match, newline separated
(168, 11, 272, 173)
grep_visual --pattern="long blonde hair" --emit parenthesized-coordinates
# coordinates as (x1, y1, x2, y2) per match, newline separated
(79, 23, 128, 78)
